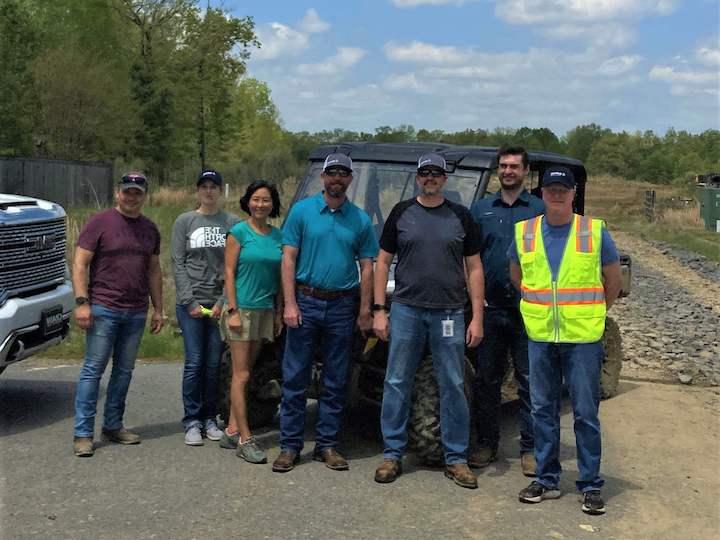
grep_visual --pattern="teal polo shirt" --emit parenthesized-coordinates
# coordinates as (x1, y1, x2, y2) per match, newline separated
(282, 192, 379, 291)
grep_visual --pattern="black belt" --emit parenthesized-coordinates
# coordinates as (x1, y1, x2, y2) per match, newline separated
(297, 283, 357, 300)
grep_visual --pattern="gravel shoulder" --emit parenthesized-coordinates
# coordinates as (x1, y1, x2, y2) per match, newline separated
(610, 231, 720, 386)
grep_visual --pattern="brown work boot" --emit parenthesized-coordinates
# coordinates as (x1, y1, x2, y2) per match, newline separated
(73, 436, 94, 457)
(101, 428, 141, 445)
(521, 452, 537, 477)
(468, 447, 497, 469)
(374, 459, 402, 484)
(272, 450, 300, 473)
(313, 448, 349, 471)
(445, 463, 478, 489)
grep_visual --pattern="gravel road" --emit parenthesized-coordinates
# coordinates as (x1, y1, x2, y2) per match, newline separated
(609, 232, 720, 386)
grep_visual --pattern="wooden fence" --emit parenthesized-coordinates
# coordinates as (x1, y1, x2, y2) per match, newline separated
(0, 157, 113, 208)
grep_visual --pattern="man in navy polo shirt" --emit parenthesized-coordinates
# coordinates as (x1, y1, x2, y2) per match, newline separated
(273, 153, 378, 473)
(469, 146, 544, 475)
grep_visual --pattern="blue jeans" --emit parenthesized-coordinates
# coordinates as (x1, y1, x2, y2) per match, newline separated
(176, 305, 224, 429)
(381, 303, 469, 465)
(474, 306, 533, 454)
(279, 292, 356, 453)
(74, 304, 147, 437)
(529, 340, 604, 492)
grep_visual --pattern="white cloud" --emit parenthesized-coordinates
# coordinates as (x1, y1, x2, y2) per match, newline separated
(495, 0, 678, 25)
(540, 22, 635, 48)
(596, 55, 643, 77)
(252, 9, 330, 61)
(696, 46, 720, 67)
(297, 48, 367, 75)
(385, 41, 472, 64)
(297, 8, 330, 33)
(391, 0, 478, 6)
(649, 66, 719, 85)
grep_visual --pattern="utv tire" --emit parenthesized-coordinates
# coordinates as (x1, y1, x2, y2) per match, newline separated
(600, 316, 623, 399)
(407, 354, 474, 466)
(217, 345, 281, 429)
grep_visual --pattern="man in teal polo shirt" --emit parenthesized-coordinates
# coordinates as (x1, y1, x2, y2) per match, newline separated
(273, 153, 378, 473)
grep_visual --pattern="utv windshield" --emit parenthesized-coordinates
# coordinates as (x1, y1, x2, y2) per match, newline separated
(297, 161, 485, 233)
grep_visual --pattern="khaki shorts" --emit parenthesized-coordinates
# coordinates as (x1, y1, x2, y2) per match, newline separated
(221, 307, 275, 342)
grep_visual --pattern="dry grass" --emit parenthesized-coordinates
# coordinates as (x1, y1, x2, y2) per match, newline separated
(660, 206, 704, 229)
(148, 186, 196, 207)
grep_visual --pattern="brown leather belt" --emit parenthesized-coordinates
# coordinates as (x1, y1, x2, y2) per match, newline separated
(296, 283, 357, 301)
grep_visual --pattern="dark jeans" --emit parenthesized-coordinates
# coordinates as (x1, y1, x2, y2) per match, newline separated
(529, 340, 604, 492)
(279, 292, 356, 453)
(176, 304, 224, 429)
(474, 306, 533, 454)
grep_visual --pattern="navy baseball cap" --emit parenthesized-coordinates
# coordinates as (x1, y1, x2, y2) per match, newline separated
(323, 153, 353, 172)
(417, 153, 447, 172)
(118, 172, 147, 193)
(542, 166, 576, 189)
(197, 169, 223, 187)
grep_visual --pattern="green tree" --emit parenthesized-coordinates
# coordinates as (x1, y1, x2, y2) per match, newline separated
(0, 0, 39, 155)
(565, 123, 611, 162)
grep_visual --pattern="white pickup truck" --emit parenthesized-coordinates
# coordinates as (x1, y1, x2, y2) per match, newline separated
(0, 194, 74, 374)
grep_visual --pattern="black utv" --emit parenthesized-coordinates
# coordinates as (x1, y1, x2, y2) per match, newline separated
(218, 142, 629, 464)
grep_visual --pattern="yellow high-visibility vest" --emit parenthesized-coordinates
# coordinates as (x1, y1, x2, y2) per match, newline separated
(514, 214, 606, 343)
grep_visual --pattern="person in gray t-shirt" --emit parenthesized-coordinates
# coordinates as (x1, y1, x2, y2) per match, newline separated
(171, 170, 240, 446)
(372, 153, 485, 489)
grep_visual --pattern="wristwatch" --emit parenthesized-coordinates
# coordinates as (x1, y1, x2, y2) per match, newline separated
(75, 296, 89, 306)
(226, 307, 237, 314)
(371, 303, 389, 313)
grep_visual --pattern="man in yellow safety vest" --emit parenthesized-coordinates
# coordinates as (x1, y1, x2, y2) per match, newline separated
(509, 166, 622, 516)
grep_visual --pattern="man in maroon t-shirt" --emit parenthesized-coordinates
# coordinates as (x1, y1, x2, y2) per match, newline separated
(71, 172, 164, 457)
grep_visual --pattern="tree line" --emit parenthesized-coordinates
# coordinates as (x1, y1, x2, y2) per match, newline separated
(1, 0, 717, 188)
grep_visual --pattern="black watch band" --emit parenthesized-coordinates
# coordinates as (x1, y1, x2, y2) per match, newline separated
(75, 296, 89, 306)
(226, 307, 237, 314)
(371, 303, 389, 313)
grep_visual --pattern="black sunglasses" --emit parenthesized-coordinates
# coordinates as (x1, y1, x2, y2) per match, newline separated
(325, 169, 351, 178)
(417, 169, 445, 178)
(120, 174, 147, 186)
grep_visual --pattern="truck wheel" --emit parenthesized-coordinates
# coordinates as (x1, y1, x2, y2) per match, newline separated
(408, 354, 474, 466)
(600, 316, 623, 399)
(217, 343, 282, 429)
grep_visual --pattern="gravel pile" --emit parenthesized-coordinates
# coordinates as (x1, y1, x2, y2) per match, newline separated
(612, 244, 720, 386)
(651, 240, 720, 282)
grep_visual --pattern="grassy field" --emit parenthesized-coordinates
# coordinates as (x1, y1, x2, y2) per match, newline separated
(585, 175, 719, 262)
(43, 174, 717, 361)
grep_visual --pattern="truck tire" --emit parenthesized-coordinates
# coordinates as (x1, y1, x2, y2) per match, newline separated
(408, 354, 474, 466)
(600, 316, 623, 399)
(217, 344, 282, 429)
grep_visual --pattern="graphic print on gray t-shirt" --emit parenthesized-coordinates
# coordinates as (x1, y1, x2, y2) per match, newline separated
(380, 198, 481, 309)
(171, 210, 241, 307)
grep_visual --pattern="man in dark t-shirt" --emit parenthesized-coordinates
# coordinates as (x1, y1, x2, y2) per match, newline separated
(372, 153, 485, 489)
(71, 172, 164, 458)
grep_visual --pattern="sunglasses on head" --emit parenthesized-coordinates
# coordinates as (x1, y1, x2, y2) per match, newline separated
(325, 169, 350, 178)
(120, 175, 147, 186)
(417, 169, 445, 178)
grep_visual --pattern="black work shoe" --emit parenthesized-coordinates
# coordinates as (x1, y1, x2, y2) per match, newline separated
(518, 481, 561, 504)
(581, 490, 606, 515)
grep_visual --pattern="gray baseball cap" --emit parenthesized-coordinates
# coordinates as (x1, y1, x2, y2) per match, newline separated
(118, 172, 148, 193)
(323, 153, 353, 172)
(417, 153, 447, 172)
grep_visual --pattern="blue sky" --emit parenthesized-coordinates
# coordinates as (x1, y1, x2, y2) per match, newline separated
(225, 0, 720, 136)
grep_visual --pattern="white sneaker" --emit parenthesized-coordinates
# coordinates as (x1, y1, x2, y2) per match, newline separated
(204, 419, 223, 441)
(184, 425, 203, 446)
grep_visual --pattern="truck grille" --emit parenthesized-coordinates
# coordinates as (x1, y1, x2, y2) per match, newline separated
(0, 218, 67, 297)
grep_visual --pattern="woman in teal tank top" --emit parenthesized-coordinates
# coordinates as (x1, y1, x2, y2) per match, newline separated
(221, 181, 283, 463)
